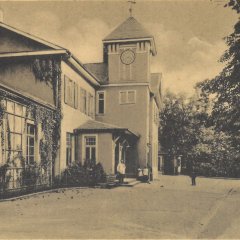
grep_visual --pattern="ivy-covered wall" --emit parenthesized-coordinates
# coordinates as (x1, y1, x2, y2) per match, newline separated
(0, 58, 56, 106)
(0, 56, 62, 190)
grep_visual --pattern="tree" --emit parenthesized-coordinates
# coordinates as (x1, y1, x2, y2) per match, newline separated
(190, 127, 240, 177)
(159, 91, 201, 161)
(159, 88, 240, 177)
(199, 1, 240, 146)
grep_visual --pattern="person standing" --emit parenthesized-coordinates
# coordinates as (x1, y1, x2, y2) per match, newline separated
(190, 168, 197, 186)
(117, 160, 126, 184)
(177, 165, 181, 175)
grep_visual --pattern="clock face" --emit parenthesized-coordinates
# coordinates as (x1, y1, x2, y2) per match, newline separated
(120, 49, 135, 65)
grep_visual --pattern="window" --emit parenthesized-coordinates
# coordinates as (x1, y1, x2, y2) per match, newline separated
(80, 88, 87, 114)
(74, 83, 79, 109)
(89, 94, 94, 117)
(97, 91, 105, 114)
(119, 90, 136, 104)
(64, 76, 74, 107)
(84, 136, 97, 163)
(26, 123, 35, 165)
(5, 101, 24, 161)
(3, 100, 37, 165)
(64, 75, 78, 109)
(66, 133, 73, 166)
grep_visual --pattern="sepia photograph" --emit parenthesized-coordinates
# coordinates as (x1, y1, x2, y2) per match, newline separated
(0, 0, 239, 238)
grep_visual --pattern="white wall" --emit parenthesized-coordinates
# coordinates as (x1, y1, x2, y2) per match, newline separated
(55, 62, 96, 175)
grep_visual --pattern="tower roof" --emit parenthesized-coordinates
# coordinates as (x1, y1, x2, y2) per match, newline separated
(103, 17, 153, 41)
(103, 17, 156, 55)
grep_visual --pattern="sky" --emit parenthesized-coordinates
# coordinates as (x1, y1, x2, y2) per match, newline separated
(0, 0, 238, 95)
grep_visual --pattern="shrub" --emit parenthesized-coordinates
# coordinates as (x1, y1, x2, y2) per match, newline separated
(60, 160, 106, 187)
(22, 166, 38, 187)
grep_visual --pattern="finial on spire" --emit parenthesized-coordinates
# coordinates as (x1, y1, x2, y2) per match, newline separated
(128, 0, 136, 17)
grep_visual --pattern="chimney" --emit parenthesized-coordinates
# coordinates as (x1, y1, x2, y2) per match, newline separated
(0, 9, 4, 22)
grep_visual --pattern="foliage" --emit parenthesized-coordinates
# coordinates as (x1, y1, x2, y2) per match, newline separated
(159, 91, 202, 158)
(199, 1, 240, 147)
(60, 160, 106, 187)
(0, 164, 10, 190)
(159, 87, 240, 177)
(22, 164, 38, 187)
(189, 127, 240, 177)
(32, 57, 61, 107)
(0, 56, 62, 192)
(224, 0, 240, 13)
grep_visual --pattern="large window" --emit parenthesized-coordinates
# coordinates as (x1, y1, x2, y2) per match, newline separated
(84, 136, 97, 162)
(3, 100, 36, 165)
(119, 90, 136, 104)
(66, 133, 73, 166)
(5, 101, 24, 161)
(26, 123, 35, 165)
(97, 91, 105, 114)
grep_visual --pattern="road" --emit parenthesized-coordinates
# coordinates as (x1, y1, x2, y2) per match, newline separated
(0, 175, 240, 239)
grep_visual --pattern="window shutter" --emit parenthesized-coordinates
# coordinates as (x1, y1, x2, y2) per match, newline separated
(74, 83, 79, 109)
(64, 76, 69, 105)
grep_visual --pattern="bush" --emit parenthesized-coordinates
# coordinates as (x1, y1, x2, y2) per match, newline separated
(22, 166, 38, 186)
(60, 160, 106, 187)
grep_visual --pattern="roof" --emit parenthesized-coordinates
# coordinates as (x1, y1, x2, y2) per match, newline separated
(75, 119, 127, 132)
(0, 21, 101, 87)
(0, 21, 65, 50)
(74, 119, 139, 138)
(83, 63, 108, 84)
(103, 17, 153, 41)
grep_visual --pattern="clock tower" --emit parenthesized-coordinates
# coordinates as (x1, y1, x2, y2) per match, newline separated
(102, 17, 156, 84)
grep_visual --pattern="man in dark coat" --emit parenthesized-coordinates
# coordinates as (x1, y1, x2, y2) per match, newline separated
(190, 169, 197, 186)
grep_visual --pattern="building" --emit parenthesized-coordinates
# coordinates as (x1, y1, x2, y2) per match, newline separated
(0, 21, 65, 190)
(0, 14, 162, 193)
(82, 17, 162, 178)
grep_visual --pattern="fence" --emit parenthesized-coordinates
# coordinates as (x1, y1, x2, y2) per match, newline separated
(0, 166, 51, 199)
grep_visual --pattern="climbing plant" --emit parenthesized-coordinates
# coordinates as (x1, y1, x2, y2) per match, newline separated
(0, 56, 62, 190)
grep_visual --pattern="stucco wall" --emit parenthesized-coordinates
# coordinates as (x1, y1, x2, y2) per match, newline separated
(76, 133, 114, 174)
(96, 85, 149, 168)
(56, 62, 96, 175)
(108, 42, 151, 83)
(149, 97, 159, 179)
(0, 58, 55, 105)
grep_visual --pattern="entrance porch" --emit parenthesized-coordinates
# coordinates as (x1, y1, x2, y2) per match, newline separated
(74, 119, 139, 176)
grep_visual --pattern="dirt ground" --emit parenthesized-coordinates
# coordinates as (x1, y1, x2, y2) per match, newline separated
(0, 175, 240, 239)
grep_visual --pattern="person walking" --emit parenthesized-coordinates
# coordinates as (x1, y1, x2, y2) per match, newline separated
(117, 160, 126, 184)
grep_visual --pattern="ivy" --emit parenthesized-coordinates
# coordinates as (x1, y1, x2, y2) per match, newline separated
(0, 56, 62, 189)
(32, 57, 62, 106)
